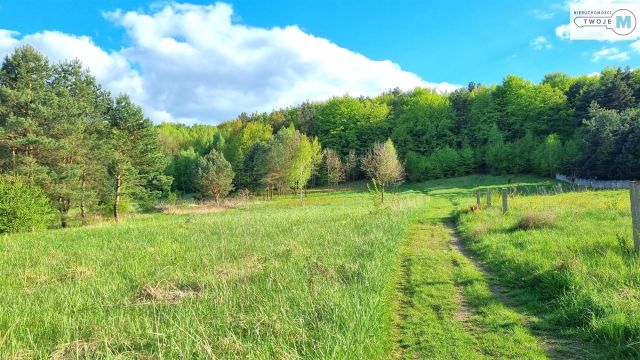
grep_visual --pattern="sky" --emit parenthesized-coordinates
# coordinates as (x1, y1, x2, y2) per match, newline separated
(0, 0, 639, 124)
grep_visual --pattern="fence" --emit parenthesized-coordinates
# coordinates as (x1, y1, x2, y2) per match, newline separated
(555, 173, 630, 190)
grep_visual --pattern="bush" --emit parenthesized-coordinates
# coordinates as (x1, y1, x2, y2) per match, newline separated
(0, 176, 54, 233)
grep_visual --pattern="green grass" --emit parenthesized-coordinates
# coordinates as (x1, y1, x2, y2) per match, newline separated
(457, 187, 640, 358)
(1, 174, 625, 358)
(0, 190, 427, 358)
(395, 195, 548, 359)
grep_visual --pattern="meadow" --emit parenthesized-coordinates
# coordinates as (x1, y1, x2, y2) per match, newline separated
(0, 188, 426, 358)
(457, 187, 640, 358)
(1, 175, 638, 358)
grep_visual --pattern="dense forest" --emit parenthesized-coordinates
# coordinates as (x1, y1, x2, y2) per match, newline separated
(2, 45, 640, 231)
(160, 64, 640, 193)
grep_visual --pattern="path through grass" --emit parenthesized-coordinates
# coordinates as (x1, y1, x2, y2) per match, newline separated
(395, 195, 550, 359)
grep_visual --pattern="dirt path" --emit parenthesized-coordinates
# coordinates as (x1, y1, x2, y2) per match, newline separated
(394, 196, 589, 359)
(446, 222, 589, 360)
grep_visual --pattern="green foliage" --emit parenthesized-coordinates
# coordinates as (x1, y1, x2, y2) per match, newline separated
(0, 175, 54, 233)
(362, 139, 404, 202)
(165, 147, 199, 193)
(314, 96, 389, 157)
(391, 88, 455, 157)
(196, 149, 235, 204)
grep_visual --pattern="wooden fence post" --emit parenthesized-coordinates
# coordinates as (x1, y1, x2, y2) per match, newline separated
(502, 188, 508, 214)
(476, 192, 481, 208)
(631, 181, 640, 252)
(487, 189, 492, 207)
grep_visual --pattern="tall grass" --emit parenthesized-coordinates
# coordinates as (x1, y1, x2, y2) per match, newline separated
(0, 191, 425, 358)
(457, 190, 640, 357)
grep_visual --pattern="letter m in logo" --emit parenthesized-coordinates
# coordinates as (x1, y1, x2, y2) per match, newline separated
(616, 15, 631, 28)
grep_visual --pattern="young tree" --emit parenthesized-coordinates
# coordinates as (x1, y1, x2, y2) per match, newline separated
(196, 149, 234, 205)
(309, 136, 323, 186)
(324, 148, 345, 188)
(361, 139, 404, 203)
(344, 149, 358, 181)
(288, 133, 313, 200)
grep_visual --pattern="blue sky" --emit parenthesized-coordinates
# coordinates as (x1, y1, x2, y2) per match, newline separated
(0, 1, 638, 123)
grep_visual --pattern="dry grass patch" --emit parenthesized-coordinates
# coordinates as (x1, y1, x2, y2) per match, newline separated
(214, 256, 267, 283)
(50, 340, 97, 360)
(162, 203, 228, 215)
(134, 282, 203, 304)
(471, 222, 490, 238)
(515, 211, 557, 230)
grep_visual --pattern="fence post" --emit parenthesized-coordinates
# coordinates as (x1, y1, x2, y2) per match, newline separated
(487, 189, 492, 207)
(502, 188, 508, 214)
(476, 192, 481, 208)
(631, 182, 640, 252)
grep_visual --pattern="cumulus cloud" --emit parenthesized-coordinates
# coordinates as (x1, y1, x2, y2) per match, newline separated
(631, 40, 640, 53)
(0, 3, 460, 124)
(591, 47, 630, 61)
(530, 36, 552, 50)
(555, 24, 570, 40)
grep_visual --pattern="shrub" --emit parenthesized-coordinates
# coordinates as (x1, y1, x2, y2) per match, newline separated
(515, 211, 557, 230)
(0, 175, 54, 233)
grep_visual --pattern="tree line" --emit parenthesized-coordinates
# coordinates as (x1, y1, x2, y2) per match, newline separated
(160, 66, 640, 198)
(0, 46, 169, 231)
(2, 45, 640, 232)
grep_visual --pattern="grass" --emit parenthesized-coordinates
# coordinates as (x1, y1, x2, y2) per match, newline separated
(457, 188, 640, 358)
(394, 195, 548, 359)
(0, 174, 628, 358)
(0, 189, 427, 358)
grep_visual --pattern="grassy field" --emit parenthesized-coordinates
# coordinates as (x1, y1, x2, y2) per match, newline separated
(1, 175, 636, 358)
(457, 186, 640, 358)
(1, 190, 428, 358)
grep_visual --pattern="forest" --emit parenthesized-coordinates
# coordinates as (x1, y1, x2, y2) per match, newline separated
(160, 61, 640, 192)
(1, 45, 640, 231)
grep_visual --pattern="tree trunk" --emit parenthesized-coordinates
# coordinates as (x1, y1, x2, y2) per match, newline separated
(114, 173, 122, 223)
(59, 198, 69, 228)
(80, 175, 87, 225)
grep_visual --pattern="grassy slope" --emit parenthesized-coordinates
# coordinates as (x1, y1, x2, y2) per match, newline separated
(1, 174, 627, 358)
(0, 191, 426, 358)
(457, 187, 640, 358)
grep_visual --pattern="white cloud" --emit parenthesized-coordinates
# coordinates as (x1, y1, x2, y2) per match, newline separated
(530, 36, 552, 50)
(631, 40, 640, 53)
(532, 9, 555, 20)
(591, 47, 630, 61)
(0, 3, 461, 124)
(555, 24, 570, 40)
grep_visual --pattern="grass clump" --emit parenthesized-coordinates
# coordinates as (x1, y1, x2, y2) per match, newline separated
(515, 211, 557, 230)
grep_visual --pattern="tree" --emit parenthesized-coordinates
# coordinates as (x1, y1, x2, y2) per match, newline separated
(344, 149, 359, 181)
(106, 95, 171, 222)
(166, 147, 199, 193)
(391, 88, 455, 157)
(309, 136, 323, 186)
(324, 148, 345, 188)
(361, 139, 404, 203)
(196, 149, 234, 205)
(288, 132, 313, 200)
(0, 45, 53, 182)
(314, 96, 389, 156)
